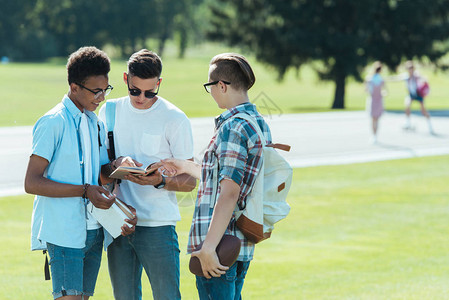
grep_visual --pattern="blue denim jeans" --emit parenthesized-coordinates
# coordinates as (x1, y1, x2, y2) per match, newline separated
(196, 261, 251, 300)
(46, 229, 104, 299)
(107, 225, 181, 300)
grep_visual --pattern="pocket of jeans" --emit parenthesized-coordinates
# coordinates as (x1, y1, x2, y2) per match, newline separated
(224, 262, 237, 281)
(46, 244, 55, 264)
(238, 261, 251, 278)
(140, 133, 161, 156)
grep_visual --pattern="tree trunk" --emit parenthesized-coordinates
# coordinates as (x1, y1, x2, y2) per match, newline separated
(332, 72, 346, 109)
(158, 34, 168, 58)
(131, 37, 136, 54)
(178, 27, 187, 59)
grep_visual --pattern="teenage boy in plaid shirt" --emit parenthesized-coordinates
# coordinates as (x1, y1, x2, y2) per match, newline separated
(153, 53, 272, 299)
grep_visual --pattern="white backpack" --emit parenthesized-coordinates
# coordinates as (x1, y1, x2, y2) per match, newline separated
(226, 113, 292, 243)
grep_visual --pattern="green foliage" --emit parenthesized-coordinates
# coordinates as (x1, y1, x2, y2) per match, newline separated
(0, 0, 201, 60)
(2, 48, 449, 127)
(3, 0, 449, 111)
(1, 155, 449, 299)
(207, 0, 449, 108)
(0, 0, 56, 60)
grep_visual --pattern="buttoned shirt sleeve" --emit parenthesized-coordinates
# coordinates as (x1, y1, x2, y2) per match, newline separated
(32, 115, 64, 162)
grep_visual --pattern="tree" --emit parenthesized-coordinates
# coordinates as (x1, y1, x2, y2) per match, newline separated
(0, 0, 202, 61)
(0, 0, 58, 60)
(207, 0, 449, 109)
(33, 0, 113, 56)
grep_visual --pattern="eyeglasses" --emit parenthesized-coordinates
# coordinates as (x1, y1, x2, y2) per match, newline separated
(127, 79, 161, 99)
(77, 83, 113, 99)
(203, 80, 231, 93)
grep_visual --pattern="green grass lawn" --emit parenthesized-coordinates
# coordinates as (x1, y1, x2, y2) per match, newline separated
(1, 155, 449, 299)
(1, 43, 449, 127)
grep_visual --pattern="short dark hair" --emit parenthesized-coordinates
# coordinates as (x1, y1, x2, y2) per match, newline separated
(127, 49, 162, 79)
(67, 46, 110, 85)
(209, 53, 255, 91)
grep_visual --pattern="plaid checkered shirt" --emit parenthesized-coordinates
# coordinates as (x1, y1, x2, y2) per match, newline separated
(187, 102, 272, 261)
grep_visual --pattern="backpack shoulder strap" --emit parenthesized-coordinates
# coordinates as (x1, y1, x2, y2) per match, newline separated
(105, 100, 117, 160)
(231, 113, 267, 145)
(230, 113, 291, 152)
(105, 100, 116, 132)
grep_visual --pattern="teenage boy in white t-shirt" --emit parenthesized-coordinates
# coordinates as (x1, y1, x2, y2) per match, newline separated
(99, 49, 196, 300)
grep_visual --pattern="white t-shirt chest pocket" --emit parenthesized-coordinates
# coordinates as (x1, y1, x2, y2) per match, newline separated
(140, 132, 162, 156)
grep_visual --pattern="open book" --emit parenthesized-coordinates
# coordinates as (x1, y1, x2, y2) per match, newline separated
(109, 163, 158, 179)
(87, 197, 135, 238)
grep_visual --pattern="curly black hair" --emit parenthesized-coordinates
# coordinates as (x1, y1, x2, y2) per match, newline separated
(67, 46, 110, 85)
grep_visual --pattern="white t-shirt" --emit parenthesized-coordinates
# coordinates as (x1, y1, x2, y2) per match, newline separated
(99, 96, 194, 227)
(398, 72, 418, 95)
(79, 112, 101, 230)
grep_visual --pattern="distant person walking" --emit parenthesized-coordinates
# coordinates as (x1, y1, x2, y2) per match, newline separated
(365, 61, 385, 143)
(395, 61, 433, 133)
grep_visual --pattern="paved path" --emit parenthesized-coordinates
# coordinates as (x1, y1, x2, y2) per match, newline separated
(1, 111, 448, 197)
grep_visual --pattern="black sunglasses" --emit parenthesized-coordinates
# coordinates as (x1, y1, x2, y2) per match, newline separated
(127, 79, 161, 99)
(203, 80, 231, 93)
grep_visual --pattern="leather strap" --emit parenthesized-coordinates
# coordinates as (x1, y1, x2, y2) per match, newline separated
(267, 143, 291, 152)
(105, 101, 117, 161)
(43, 250, 50, 280)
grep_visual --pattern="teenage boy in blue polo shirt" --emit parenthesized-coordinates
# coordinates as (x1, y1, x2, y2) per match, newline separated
(25, 46, 135, 300)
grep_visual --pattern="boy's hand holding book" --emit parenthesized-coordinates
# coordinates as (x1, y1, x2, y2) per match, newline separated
(109, 157, 157, 180)
(120, 202, 137, 236)
(88, 193, 138, 238)
(86, 185, 115, 209)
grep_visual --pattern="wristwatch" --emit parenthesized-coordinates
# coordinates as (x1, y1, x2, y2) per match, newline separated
(154, 175, 166, 189)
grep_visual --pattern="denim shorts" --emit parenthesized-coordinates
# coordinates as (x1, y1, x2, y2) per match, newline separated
(410, 93, 424, 102)
(46, 229, 104, 299)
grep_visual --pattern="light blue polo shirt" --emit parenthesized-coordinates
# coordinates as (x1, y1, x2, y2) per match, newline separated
(30, 95, 109, 250)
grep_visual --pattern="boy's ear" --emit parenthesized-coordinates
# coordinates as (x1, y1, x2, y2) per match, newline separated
(219, 81, 228, 93)
(69, 82, 79, 94)
(123, 72, 128, 85)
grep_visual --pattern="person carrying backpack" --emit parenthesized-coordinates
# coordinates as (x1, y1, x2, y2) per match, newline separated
(402, 61, 434, 133)
(389, 60, 434, 134)
(152, 53, 290, 299)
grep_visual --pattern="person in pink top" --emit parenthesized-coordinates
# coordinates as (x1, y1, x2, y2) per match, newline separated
(365, 61, 385, 143)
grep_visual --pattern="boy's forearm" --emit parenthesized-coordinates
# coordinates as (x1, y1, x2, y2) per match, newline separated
(25, 154, 85, 198)
(100, 162, 115, 184)
(164, 174, 197, 192)
(164, 158, 199, 191)
(202, 180, 240, 251)
(25, 175, 84, 198)
(183, 160, 201, 179)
